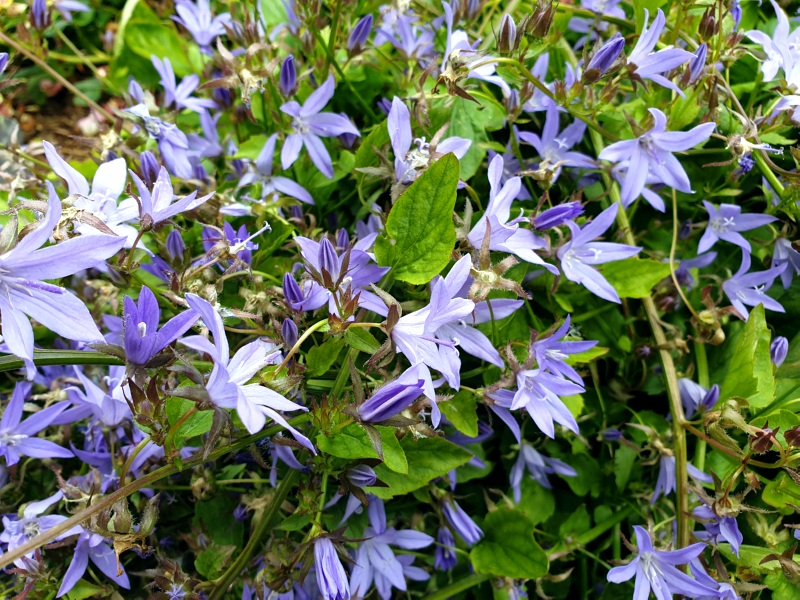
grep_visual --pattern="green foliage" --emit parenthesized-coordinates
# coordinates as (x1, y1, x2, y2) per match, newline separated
(316, 423, 408, 473)
(470, 509, 549, 579)
(720, 304, 775, 409)
(439, 390, 479, 437)
(602, 258, 672, 299)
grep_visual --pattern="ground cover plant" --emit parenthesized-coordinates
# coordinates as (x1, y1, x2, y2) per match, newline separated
(2, 0, 800, 597)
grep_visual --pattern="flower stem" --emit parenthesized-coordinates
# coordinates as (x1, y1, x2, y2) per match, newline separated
(427, 574, 493, 600)
(274, 319, 329, 374)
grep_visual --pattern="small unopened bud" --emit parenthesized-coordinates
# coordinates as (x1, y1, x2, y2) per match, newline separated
(750, 423, 779, 453)
(30, 0, 50, 30)
(166, 229, 186, 262)
(139, 151, 160, 185)
(688, 43, 707, 85)
(497, 14, 518, 55)
(347, 464, 377, 487)
(280, 55, 296, 96)
(583, 33, 625, 83)
(698, 8, 718, 39)
(505, 89, 520, 115)
(129, 78, 144, 104)
(282, 318, 298, 348)
(348, 14, 373, 54)
(319, 238, 341, 284)
(785, 425, 800, 447)
(283, 273, 304, 307)
(0, 53, 8, 76)
(771, 336, 789, 367)
(336, 228, 350, 249)
(533, 201, 584, 230)
(601, 428, 622, 442)
(730, 0, 742, 32)
(526, 0, 553, 39)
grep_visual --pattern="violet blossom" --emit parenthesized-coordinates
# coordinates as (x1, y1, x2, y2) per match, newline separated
(651, 455, 713, 505)
(151, 56, 217, 114)
(314, 537, 350, 600)
(130, 165, 212, 228)
(509, 442, 577, 503)
(442, 498, 483, 546)
(57, 529, 131, 597)
(238, 133, 315, 205)
(172, 0, 231, 53)
(771, 237, 800, 289)
(722, 250, 786, 320)
(357, 364, 427, 422)
(697, 201, 776, 254)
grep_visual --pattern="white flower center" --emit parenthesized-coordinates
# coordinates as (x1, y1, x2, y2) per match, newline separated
(137, 322, 147, 337)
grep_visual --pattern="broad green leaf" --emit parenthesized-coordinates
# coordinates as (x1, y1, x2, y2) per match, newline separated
(374, 154, 459, 284)
(439, 390, 479, 437)
(762, 471, 800, 511)
(720, 304, 775, 408)
(344, 327, 382, 354)
(515, 476, 555, 525)
(166, 397, 214, 446)
(355, 121, 390, 171)
(614, 445, 638, 491)
(195, 545, 236, 579)
(194, 496, 244, 547)
(446, 101, 488, 180)
(669, 87, 701, 130)
(125, 22, 202, 76)
(558, 505, 591, 538)
(65, 581, 108, 600)
(766, 572, 800, 599)
(366, 436, 471, 498)
(306, 338, 346, 377)
(564, 346, 609, 365)
(601, 259, 672, 299)
(316, 423, 407, 474)
(469, 508, 549, 579)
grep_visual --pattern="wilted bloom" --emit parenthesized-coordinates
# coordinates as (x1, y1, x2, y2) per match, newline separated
(678, 378, 719, 418)
(0, 184, 126, 378)
(584, 33, 624, 82)
(151, 56, 216, 114)
(358, 365, 427, 422)
(172, 0, 231, 53)
(442, 499, 482, 546)
(651, 454, 713, 504)
(280, 75, 361, 179)
(697, 201, 776, 254)
(533, 201, 584, 230)
(607, 526, 717, 598)
(598, 109, 715, 207)
(123, 286, 199, 366)
(280, 55, 296, 96)
(238, 133, 314, 205)
(771, 336, 789, 368)
(314, 537, 350, 600)
(556, 203, 641, 303)
(772, 237, 800, 289)
(626, 9, 694, 96)
(348, 14, 373, 53)
(509, 442, 577, 502)
(0, 382, 73, 466)
(435, 526, 457, 571)
(722, 250, 786, 320)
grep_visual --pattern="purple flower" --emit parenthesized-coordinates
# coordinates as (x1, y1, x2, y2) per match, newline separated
(57, 529, 130, 597)
(180, 294, 314, 450)
(388, 97, 471, 185)
(126, 104, 194, 178)
(64, 366, 132, 426)
(651, 455, 713, 505)
(0, 184, 126, 378)
(280, 55, 297, 96)
(772, 237, 800, 289)
(533, 201, 584, 230)
(166, 230, 186, 261)
(688, 43, 708, 84)
(201, 222, 268, 270)
(442, 499, 483, 546)
(130, 165, 212, 227)
(678, 379, 719, 418)
(314, 537, 350, 600)
(347, 465, 377, 488)
(434, 526, 457, 571)
(0, 53, 8, 75)
(280, 75, 361, 179)
(123, 286, 199, 366)
(697, 201, 776, 254)
(348, 14, 373, 53)
(585, 33, 624, 80)
(771, 336, 789, 367)
(509, 442, 576, 502)
(140, 151, 160, 184)
(598, 108, 715, 207)
(693, 503, 743, 557)
(53, 0, 89, 21)
(172, 0, 232, 53)
(151, 56, 216, 114)
(239, 133, 315, 205)
(30, 0, 50, 29)
(531, 315, 598, 383)
(0, 382, 73, 466)
(744, 0, 797, 82)
(350, 497, 433, 600)
(374, 10, 435, 63)
(722, 250, 786, 320)
(358, 365, 427, 422)
(627, 9, 694, 96)
(607, 526, 717, 598)
(556, 203, 641, 303)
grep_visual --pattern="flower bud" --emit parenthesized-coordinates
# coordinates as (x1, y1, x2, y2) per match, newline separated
(583, 33, 625, 83)
(376, 97, 392, 115)
(282, 318, 298, 348)
(139, 151, 160, 185)
(731, 0, 741, 31)
(497, 14, 518, 55)
(166, 230, 186, 262)
(279, 55, 296, 96)
(601, 428, 622, 442)
(435, 527, 457, 571)
(688, 43, 707, 85)
(533, 201, 584, 230)
(283, 272, 304, 307)
(0, 53, 8, 76)
(771, 336, 788, 367)
(442, 499, 483, 546)
(346, 464, 377, 487)
(699, 7, 718, 39)
(750, 423, 779, 453)
(314, 538, 350, 600)
(524, 0, 553, 39)
(336, 228, 350, 250)
(347, 14, 373, 54)
(128, 78, 144, 103)
(785, 425, 800, 447)
(30, 0, 50, 30)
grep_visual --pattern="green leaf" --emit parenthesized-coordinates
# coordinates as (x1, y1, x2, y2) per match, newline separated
(668, 87, 701, 130)
(125, 22, 201, 76)
(720, 304, 775, 408)
(374, 154, 459, 284)
(165, 397, 214, 446)
(344, 327, 382, 354)
(601, 259, 672, 299)
(65, 581, 108, 600)
(439, 390, 479, 437)
(614, 445, 638, 491)
(355, 121, 390, 171)
(446, 101, 488, 180)
(564, 346, 609, 365)
(469, 509, 549, 579)
(306, 338, 346, 377)
(760, 131, 797, 146)
(194, 496, 243, 548)
(195, 545, 236, 579)
(366, 436, 471, 498)
(515, 476, 555, 525)
(762, 471, 800, 511)
(316, 423, 408, 474)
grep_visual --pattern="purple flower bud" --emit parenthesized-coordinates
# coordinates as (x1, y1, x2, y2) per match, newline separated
(0, 53, 8, 76)
(701, 384, 720, 411)
(280, 55, 296, 96)
(283, 273, 304, 307)
(128, 78, 144, 104)
(688, 43, 707, 85)
(442, 499, 483, 546)
(584, 33, 624, 82)
(338, 114, 359, 149)
(533, 201, 584, 230)
(346, 465, 377, 487)
(679, 219, 692, 240)
(193, 162, 209, 183)
(313, 537, 350, 600)
(497, 14, 518, 54)
(731, 0, 741, 31)
(166, 230, 186, 262)
(319, 238, 341, 283)
(434, 526, 457, 571)
(358, 367, 426, 422)
(282, 318, 298, 348)
(505, 89, 520, 114)
(376, 97, 392, 115)
(290, 205, 303, 220)
(213, 85, 233, 107)
(601, 428, 622, 442)
(771, 336, 789, 368)
(30, 0, 50, 29)
(233, 504, 248, 521)
(139, 151, 160, 185)
(347, 14, 373, 53)
(336, 228, 350, 250)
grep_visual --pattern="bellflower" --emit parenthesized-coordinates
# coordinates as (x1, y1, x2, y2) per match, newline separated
(201, 222, 269, 271)
(375, 9, 436, 64)
(678, 378, 720, 418)
(771, 336, 789, 368)
(57, 529, 131, 597)
(772, 237, 800, 289)
(123, 286, 199, 366)
(434, 526, 457, 571)
(172, 0, 232, 53)
(607, 526, 717, 598)
(598, 108, 715, 207)
(238, 133, 314, 204)
(688, 43, 708, 84)
(626, 9, 695, 96)
(151, 56, 217, 114)
(314, 537, 350, 600)
(556, 203, 641, 303)
(388, 97, 470, 185)
(651, 455, 713, 504)
(0, 184, 126, 378)
(348, 14, 373, 53)
(518, 105, 596, 182)
(350, 497, 433, 600)
(693, 503, 743, 557)
(358, 364, 427, 422)
(126, 103, 194, 178)
(63, 366, 132, 427)
(584, 33, 625, 81)
(697, 201, 776, 254)
(533, 202, 584, 230)
(130, 165, 212, 228)
(744, 0, 800, 83)
(531, 315, 598, 383)
(721, 250, 786, 320)
(30, 0, 50, 28)
(280, 75, 361, 179)
(180, 294, 314, 450)
(0, 382, 73, 466)
(509, 442, 577, 503)
(442, 499, 482, 546)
